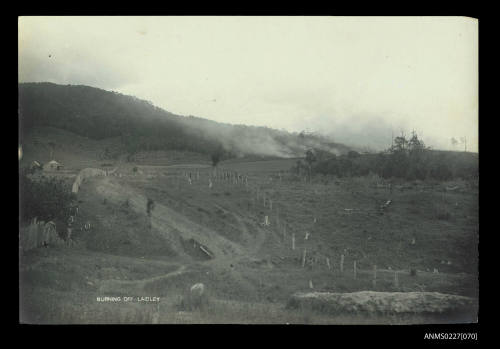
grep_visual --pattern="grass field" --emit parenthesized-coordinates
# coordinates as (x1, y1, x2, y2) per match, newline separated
(19, 130, 479, 324)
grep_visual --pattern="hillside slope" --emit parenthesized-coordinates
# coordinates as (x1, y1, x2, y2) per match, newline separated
(18, 82, 351, 159)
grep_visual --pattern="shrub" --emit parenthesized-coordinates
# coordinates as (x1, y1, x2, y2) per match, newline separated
(19, 173, 75, 223)
(348, 150, 360, 159)
(434, 207, 451, 221)
(429, 161, 453, 181)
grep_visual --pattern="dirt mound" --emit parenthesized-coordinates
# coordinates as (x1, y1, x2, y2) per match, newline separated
(287, 291, 477, 315)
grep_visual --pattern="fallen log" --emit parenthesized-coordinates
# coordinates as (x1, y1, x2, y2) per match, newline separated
(199, 245, 213, 259)
(380, 200, 392, 210)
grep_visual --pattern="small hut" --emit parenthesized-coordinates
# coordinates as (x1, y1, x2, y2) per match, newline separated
(43, 160, 63, 171)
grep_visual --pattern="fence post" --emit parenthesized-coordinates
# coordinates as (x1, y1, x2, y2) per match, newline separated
(326, 257, 331, 270)
(302, 248, 307, 268)
(276, 206, 280, 227)
(394, 270, 399, 289)
(353, 261, 357, 279)
(340, 254, 344, 274)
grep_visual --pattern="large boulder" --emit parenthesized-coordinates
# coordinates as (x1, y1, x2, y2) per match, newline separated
(287, 291, 477, 315)
(181, 283, 208, 311)
(190, 283, 205, 298)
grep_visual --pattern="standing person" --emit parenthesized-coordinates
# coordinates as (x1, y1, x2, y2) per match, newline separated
(146, 198, 155, 230)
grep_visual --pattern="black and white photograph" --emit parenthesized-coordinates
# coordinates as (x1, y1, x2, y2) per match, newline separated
(18, 16, 479, 326)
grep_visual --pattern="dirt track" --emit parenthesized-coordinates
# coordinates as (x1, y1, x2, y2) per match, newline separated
(87, 175, 274, 297)
(95, 177, 246, 259)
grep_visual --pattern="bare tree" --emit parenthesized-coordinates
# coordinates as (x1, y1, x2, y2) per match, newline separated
(460, 137, 467, 152)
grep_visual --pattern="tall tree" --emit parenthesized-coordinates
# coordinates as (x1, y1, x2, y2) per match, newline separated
(305, 150, 317, 180)
(48, 141, 56, 160)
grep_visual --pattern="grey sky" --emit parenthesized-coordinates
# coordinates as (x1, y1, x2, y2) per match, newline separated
(19, 16, 478, 152)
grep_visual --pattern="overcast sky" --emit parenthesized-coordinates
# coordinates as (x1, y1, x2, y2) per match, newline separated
(18, 16, 478, 152)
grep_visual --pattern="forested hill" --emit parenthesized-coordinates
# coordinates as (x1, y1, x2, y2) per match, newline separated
(18, 82, 351, 159)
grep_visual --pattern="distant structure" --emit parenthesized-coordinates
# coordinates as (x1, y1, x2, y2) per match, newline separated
(43, 160, 63, 171)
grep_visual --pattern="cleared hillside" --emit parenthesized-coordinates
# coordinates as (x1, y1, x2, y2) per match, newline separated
(19, 160, 478, 324)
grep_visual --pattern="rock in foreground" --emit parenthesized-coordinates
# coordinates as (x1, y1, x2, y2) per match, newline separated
(287, 291, 477, 315)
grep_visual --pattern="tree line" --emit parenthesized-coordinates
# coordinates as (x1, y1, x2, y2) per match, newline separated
(294, 132, 478, 181)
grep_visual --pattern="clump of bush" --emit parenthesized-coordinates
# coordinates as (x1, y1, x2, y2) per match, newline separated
(19, 172, 75, 224)
(435, 207, 451, 221)
(302, 132, 477, 182)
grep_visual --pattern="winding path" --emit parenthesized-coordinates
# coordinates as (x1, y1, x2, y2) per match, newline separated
(95, 177, 246, 260)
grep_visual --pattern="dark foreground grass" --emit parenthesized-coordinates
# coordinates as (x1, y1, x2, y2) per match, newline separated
(21, 286, 475, 324)
(19, 244, 478, 324)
